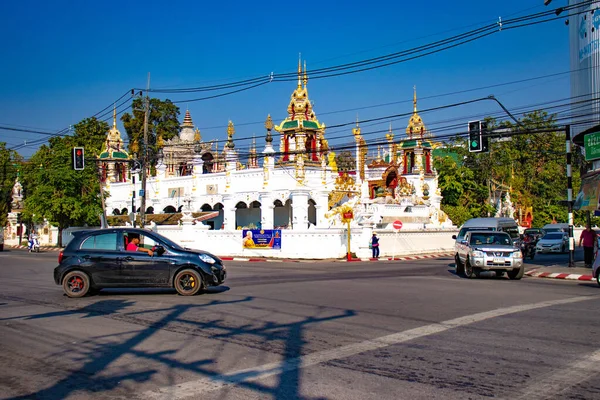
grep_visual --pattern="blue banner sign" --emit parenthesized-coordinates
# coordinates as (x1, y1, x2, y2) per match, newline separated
(242, 229, 281, 249)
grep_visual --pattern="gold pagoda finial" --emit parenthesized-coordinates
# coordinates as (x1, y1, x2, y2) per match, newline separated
(352, 115, 361, 137)
(112, 104, 117, 129)
(413, 85, 417, 113)
(297, 53, 302, 89)
(303, 61, 308, 87)
(386, 122, 394, 142)
(377, 146, 382, 161)
(265, 114, 273, 144)
(226, 120, 235, 149)
(194, 128, 201, 142)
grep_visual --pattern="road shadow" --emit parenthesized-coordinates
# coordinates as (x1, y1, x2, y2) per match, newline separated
(6, 294, 353, 400)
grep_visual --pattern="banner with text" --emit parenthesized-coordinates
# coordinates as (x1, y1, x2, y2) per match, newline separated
(242, 229, 282, 249)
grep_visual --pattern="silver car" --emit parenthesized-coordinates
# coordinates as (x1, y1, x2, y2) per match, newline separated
(455, 230, 524, 279)
(535, 232, 568, 253)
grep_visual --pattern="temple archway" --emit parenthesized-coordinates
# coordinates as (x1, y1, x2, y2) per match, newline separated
(202, 152, 214, 174)
(308, 199, 317, 227)
(163, 205, 177, 214)
(112, 208, 121, 216)
(121, 208, 128, 216)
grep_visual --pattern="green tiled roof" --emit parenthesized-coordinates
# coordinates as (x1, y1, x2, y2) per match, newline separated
(401, 140, 417, 149)
(282, 120, 299, 129)
(99, 151, 128, 160)
(303, 120, 319, 129)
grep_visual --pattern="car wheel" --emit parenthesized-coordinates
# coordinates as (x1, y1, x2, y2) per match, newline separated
(507, 265, 524, 280)
(174, 269, 203, 296)
(455, 254, 464, 276)
(464, 259, 477, 279)
(62, 271, 90, 298)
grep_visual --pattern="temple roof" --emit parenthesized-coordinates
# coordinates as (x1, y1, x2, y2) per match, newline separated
(100, 107, 129, 160)
(405, 87, 430, 139)
(275, 60, 325, 132)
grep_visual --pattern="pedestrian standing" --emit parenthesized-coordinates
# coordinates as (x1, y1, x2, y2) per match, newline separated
(578, 225, 597, 268)
(371, 232, 380, 259)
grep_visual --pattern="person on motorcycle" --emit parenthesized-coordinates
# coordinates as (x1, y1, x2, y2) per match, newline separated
(28, 231, 39, 252)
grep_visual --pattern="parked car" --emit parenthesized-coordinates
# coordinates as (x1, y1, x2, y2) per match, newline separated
(53, 228, 226, 298)
(455, 230, 524, 279)
(592, 255, 600, 287)
(541, 223, 569, 233)
(535, 232, 569, 254)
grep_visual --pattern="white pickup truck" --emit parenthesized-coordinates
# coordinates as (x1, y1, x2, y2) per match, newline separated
(455, 230, 524, 279)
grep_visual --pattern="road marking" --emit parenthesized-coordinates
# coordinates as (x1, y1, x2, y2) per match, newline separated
(514, 348, 600, 399)
(142, 295, 596, 400)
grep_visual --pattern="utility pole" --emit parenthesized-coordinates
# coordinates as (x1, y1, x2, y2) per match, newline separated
(566, 124, 575, 268)
(140, 73, 150, 228)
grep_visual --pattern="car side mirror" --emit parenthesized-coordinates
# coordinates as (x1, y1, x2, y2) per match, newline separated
(460, 240, 468, 245)
(153, 245, 166, 256)
(452, 235, 457, 240)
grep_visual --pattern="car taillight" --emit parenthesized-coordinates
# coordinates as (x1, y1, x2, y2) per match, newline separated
(58, 251, 64, 264)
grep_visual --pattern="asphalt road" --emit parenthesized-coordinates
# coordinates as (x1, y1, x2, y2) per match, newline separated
(1, 248, 599, 400)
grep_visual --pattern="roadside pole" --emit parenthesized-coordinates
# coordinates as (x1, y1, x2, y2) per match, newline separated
(566, 124, 575, 268)
(140, 73, 150, 228)
(343, 210, 354, 261)
(392, 220, 403, 260)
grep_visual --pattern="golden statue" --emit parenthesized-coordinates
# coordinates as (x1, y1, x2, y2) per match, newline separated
(328, 152, 338, 173)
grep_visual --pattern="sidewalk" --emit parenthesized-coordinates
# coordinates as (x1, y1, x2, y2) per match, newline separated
(525, 260, 596, 282)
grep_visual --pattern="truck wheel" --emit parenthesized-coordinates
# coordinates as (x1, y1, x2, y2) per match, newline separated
(455, 254, 464, 276)
(507, 265, 524, 280)
(174, 269, 203, 296)
(596, 272, 600, 287)
(62, 271, 90, 298)
(464, 259, 477, 279)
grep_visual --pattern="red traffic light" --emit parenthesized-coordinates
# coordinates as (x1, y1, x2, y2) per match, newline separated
(76, 149, 82, 156)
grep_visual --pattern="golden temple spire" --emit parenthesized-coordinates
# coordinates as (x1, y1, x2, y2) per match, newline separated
(112, 104, 117, 129)
(297, 53, 302, 89)
(303, 61, 308, 87)
(386, 122, 394, 142)
(352, 115, 361, 137)
(413, 85, 417, 113)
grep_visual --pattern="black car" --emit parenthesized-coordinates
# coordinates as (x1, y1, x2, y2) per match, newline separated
(54, 228, 226, 298)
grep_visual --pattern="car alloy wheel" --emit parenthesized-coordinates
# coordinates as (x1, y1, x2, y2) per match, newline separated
(62, 271, 90, 298)
(464, 259, 477, 279)
(174, 269, 203, 296)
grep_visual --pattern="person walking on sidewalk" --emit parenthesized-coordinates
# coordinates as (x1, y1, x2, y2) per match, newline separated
(578, 225, 597, 267)
(371, 233, 380, 259)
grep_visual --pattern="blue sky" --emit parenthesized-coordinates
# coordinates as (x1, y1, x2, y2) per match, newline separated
(0, 0, 573, 159)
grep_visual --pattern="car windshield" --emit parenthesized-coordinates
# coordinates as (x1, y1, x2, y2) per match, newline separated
(543, 233, 565, 240)
(469, 233, 512, 246)
(458, 227, 493, 240)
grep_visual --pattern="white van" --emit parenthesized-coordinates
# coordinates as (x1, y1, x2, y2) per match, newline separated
(541, 223, 569, 233)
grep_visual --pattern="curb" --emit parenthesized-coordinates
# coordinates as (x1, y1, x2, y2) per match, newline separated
(8, 245, 62, 252)
(220, 253, 453, 263)
(525, 269, 595, 282)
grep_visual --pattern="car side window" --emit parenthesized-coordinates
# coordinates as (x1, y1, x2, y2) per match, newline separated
(80, 233, 118, 250)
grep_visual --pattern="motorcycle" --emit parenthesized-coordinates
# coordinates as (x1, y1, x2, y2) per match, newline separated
(520, 234, 537, 260)
(28, 237, 40, 253)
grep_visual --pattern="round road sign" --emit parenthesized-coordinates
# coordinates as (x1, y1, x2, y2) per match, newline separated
(393, 220, 403, 230)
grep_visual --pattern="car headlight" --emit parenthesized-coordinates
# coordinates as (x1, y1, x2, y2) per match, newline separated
(470, 250, 484, 258)
(198, 254, 216, 264)
(513, 251, 523, 258)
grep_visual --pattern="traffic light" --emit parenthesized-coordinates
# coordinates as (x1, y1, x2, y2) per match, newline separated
(468, 121, 489, 153)
(73, 147, 85, 170)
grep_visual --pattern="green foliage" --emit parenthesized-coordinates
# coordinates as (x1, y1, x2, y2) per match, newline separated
(335, 150, 354, 172)
(121, 97, 180, 167)
(435, 111, 581, 228)
(20, 118, 109, 245)
(0, 143, 21, 228)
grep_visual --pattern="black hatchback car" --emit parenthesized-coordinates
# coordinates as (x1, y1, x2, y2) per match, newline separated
(54, 228, 226, 298)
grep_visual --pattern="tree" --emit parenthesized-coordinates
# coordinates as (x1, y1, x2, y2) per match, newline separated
(121, 97, 180, 169)
(0, 143, 21, 229)
(434, 110, 577, 227)
(20, 118, 109, 246)
(335, 150, 355, 172)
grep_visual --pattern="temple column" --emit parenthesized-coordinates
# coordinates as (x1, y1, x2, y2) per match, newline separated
(314, 191, 329, 227)
(291, 189, 310, 230)
(259, 193, 275, 229)
(222, 195, 236, 231)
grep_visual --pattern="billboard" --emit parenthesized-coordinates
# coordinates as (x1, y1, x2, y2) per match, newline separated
(242, 229, 282, 249)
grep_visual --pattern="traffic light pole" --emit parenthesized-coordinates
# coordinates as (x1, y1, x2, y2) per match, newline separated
(140, 73, 150, 228)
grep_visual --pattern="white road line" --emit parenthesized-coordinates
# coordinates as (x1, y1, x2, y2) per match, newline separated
(514, 349, 600, 399)
(142, 295, 596, 400)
